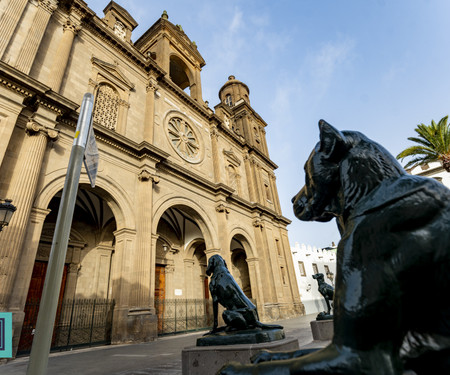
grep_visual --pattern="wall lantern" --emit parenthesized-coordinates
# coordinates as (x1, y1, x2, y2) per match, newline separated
(0, 199, 17, 232)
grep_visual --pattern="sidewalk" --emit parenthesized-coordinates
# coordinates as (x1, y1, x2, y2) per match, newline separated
(1, 314, 328, 375)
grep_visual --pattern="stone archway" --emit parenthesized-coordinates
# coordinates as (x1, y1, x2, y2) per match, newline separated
(18, 185, 118, 353)
(153, 204, 214, 334)
(230, 235, 252, 299)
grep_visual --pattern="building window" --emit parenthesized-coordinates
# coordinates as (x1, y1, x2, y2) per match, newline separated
(167, 117, 200, 162)
(312, 263, 319, 274)
(298, 261, 306, 276)
(93, 84, 120, 131)
(275, 239, 281, 256)
(225, 94, 232, 106)
(264, 183, 272, 201)
(280, 266, 286, 285)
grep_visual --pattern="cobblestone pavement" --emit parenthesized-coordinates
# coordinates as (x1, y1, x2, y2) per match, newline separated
(1, 314, 326, 375)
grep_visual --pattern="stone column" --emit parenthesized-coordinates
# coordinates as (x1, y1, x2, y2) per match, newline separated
(15, 0, 59, 74)
(243, 152, 256, 202)
(0, 121, 58, 310)
(210, 126, 221, 183)
(110, 227, 136, 343)
(48, 18, 81, 92)
(130, 168, 158, 309)
(251, 158, 264, 204)
(149, 234, 159, 309)
(183, 259, 194, 299)
(0, 88, 26, 168)
(116, 99, 129, 135)
(246, 257, 265, 314)
(144, 77, 158, 143)
(0, 0, 29, 58)
(269, 173, 282, 214)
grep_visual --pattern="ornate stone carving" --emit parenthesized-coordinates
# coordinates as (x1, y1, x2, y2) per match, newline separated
(93, 84, 120, 131)
(215, 203, 230, 214)
(113, 21, 126, 40)
(63, 19, 81, 34)
(167, 117, 200, 162)
(253, 218, 264, 228)
(26, 120, 59, 140)
(38, 0, 58, 14)
(223, 149, 241, 166)
(138, 169, 159, 184)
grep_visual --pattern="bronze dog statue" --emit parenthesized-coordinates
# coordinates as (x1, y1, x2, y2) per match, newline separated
(206, 254, 282, 332)
(219, 120, 450, 374)
(312, 273, 334, 318)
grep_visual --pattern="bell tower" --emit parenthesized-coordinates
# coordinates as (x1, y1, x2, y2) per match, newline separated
(215, 76, 269, 157)
(134, 11, 205, 103)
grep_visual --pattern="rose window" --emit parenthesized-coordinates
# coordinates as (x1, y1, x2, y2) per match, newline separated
(167, 117, 200, 161)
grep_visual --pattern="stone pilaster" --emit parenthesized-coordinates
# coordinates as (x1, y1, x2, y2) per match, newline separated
(0, 88, 26, 169)
(0, 121, 58, 310)
(130, 168, 158, 309)
(149, 234, 159, 309)
(0, 0, 29, 58)
(48, 18, 81, 92)
(243, 152, 256, 202)
(183, 259, 194, 299)
(246, 256, 265, 311)
(210, 126, 221, 183)
(144, 77, 158, 143)
(269, 173, 282, 214)
(15, 0, 59, 74)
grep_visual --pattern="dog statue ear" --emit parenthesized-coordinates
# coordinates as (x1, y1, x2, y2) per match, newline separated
(318, 119, 349, 160)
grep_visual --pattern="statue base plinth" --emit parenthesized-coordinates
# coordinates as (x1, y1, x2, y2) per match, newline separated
(182, 336, 299, 375)
(310, 319, 333, 341)
(197, 327, 285, 346)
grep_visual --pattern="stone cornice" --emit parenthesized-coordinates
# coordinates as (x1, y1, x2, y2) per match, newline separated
(0, 61, 79, 115)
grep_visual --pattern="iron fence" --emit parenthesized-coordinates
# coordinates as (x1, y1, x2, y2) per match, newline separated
(18, 298, 115, 355)
(155, 298, 214, 335)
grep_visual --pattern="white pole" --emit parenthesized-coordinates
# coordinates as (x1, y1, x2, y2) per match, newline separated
(26, 93, 94, 375)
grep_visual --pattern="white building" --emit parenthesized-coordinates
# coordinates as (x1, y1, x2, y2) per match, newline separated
(291, 242, 337, 315)
(408, 162, 450, 188)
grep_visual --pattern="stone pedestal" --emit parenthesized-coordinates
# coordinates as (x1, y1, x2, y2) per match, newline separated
(182, 337, 299, 375)
(310, 319, 333, 341)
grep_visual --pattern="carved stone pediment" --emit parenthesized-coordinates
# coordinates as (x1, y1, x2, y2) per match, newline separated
(91, 57, 135, 90)
(223, 149, 241, 167)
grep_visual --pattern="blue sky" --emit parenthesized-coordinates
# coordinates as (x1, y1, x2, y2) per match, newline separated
(87, 0, 450, 248)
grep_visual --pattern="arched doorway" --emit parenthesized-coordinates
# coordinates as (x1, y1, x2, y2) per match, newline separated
(230, 236, 252, 299)
(18, 186, 117, 353)
(154, 205, 211, 334)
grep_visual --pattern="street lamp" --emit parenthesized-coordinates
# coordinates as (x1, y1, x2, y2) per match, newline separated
(0, 199, 17, 231)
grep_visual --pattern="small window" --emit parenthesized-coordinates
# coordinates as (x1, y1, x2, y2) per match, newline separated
(298, 261, 306, 276)
(225, 94, 232, 106)
(275, 239, 281, 256)
(264, 183, 271, 201)
(281, 266, 286, 284)
(93, 83, 120, 131)
(324, 265, 330, 274)
(312, 263, 319, 274)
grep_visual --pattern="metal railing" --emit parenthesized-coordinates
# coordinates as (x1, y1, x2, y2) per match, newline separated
(155, 298, 214, 336)
(18, 298, 115, 355)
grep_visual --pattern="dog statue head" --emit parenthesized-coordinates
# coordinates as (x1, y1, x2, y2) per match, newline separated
(292, 120, 405, 223)
(206, 254, 228, 276)
(312, 273, 324, 281)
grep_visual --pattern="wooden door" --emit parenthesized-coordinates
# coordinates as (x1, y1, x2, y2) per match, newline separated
(18, 261, 68, 353)
(154, 265, 165, 332)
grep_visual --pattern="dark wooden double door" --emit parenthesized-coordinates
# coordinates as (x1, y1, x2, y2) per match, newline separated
(18, 261, 68, 353)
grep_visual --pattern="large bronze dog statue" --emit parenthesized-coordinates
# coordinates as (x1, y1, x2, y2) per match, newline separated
(206, 254, 282, 332)
(219, 120, 450, 374)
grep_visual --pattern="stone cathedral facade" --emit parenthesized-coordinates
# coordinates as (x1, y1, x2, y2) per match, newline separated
(0, 0, 303, 355)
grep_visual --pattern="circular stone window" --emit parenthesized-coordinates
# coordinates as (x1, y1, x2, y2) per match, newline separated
(167, 117, 201, 162)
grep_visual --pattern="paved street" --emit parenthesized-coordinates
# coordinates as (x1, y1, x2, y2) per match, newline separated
(1, 314, 328, 375)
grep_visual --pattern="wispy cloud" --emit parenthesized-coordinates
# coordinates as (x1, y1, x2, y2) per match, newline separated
(306, 37, 356, 98)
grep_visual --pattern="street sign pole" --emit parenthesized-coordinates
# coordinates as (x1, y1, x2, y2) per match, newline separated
(26, 93, 95, 375)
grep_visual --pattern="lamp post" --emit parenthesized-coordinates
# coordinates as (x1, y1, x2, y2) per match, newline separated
(0, 199, 17, 231)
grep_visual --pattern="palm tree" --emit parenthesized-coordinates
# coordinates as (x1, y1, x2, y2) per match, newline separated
(396, 116, 450, 172)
